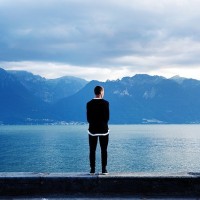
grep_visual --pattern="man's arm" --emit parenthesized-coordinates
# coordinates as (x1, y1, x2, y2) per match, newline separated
(86, 102, 92, 123)
(105, 101, 110, 122)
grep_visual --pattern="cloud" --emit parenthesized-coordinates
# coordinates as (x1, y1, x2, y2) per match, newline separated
(0, 61, 128, 81)
(1, 0, 200, 80)
(110, 38, 200, 66)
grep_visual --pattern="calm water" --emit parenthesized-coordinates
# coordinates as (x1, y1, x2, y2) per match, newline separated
(0, 125, 200, 173)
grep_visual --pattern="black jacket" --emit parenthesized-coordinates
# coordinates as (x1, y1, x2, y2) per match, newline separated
(87, 99, 109, 134)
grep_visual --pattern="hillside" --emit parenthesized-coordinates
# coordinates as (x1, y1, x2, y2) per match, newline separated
(1, 67, 200, 124)
(54, 74, 200, 124)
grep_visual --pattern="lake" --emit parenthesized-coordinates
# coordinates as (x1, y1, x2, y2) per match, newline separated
(0, 125, 200, 173)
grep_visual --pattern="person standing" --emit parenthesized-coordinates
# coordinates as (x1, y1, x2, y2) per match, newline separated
(86, 86, 109, 175)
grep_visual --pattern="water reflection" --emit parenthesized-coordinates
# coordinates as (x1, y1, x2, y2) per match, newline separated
(0, 125, 200, 173)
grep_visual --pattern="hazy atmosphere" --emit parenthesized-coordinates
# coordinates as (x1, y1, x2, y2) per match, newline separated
(1, 0, 200, 81)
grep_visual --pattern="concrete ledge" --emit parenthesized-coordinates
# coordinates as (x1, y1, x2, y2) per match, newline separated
(1, 172, 200, 197)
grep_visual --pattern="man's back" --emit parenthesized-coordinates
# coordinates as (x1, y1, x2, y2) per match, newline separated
(87, 99, 109, 134)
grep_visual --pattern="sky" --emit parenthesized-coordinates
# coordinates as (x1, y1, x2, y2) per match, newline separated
(1, 0, 200, 81)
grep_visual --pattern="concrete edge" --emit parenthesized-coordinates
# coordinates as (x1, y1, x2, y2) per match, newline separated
(0, 171, 200, 178)
(1, 172, 200, 197)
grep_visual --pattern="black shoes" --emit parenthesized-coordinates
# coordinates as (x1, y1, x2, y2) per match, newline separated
(90, 167, 109, 175)
(102, 167, 108, 175)
(90, 168, 95, 175)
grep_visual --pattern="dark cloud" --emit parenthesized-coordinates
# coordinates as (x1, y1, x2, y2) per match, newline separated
(1, 0, 200, 80)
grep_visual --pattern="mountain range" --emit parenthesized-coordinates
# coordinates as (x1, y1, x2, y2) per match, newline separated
(1, 67, 200, 124)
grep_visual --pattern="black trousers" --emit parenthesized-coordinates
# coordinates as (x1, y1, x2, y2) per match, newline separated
(89, 134, 109, 169)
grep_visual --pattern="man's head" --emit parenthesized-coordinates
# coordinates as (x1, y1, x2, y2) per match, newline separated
(94, 86, 104, 98)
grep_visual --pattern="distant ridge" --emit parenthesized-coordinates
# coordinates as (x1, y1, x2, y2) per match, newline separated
(1, 67, 200, 124)
(8, 69, 88, 103)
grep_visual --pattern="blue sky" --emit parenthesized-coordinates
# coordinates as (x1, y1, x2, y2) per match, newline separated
(1, 0, 200, 81)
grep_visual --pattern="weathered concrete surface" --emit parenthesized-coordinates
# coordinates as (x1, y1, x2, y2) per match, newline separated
(0, 172, 200, 198)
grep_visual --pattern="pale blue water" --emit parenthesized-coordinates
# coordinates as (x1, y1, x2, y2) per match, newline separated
(0, 125, 200, 173)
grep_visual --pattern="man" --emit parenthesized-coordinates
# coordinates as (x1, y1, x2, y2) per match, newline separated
(86, 86, 109, 175)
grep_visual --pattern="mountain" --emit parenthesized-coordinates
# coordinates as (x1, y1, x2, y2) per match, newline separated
(54, 74, 200, 124)
(8, 70, 88, 103)
(1, 67, 200, 124)
(0, 68, 51, 124)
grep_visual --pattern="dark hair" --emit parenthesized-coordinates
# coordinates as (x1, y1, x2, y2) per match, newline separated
(94, 86, 103, 95)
